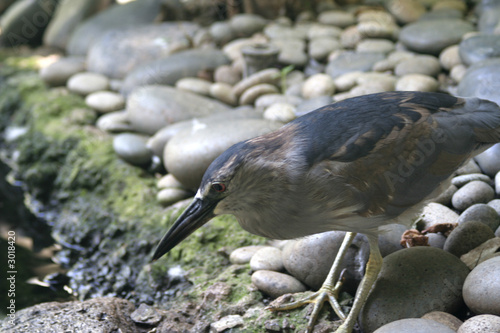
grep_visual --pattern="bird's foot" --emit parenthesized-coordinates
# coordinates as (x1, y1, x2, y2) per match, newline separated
(266, 279, 346, 333)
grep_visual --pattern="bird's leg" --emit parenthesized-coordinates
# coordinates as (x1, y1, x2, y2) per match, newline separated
(335, 234, 382, 333)
(267, 232, 357, 331)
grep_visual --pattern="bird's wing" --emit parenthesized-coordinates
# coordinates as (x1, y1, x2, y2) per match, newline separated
(302, 92, 500, 219)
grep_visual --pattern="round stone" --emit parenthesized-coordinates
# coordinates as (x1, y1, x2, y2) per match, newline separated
(126, 85, 230, 135)
(85, 91, 125, 113)
(451, 174, 491, 188)
(443, 221, 495, 257)
(360, 247, 470, 332)
(164, 119, 282, 189)
(459, 35, 500, 66)
(356, 39, 395, 54)
(439, 45, 462, 71)
(39, 56, 86, 86)
(232, 68, 281, 97)
(457, 204, 500, 232)
(394, 55, 442, 77)
(457, 315, 500, 333)
(251, 270, 307, 299)
(373, 318, 455, 333)
(255, 94, 302, 109)
(214, 65, 241, 85)
(451, 180, 495, 211)
(210, 21, 235, 45)
(209, 82, 238, 106)
(399, 19, 474, 55)
(239, 83, 279, 105)
(421, 311, 463, 331)
(229, 14, 267, 38)
(249, 247, 284, 272)
(301, 73, 335, 99)
(113, 133, 152, 166)
(326, 51, 386, 79)
(230, 245, 267, 264)
(263, 103, 296, 123)
(96, 110, 132, 133)
(317, 10, 356, 28)
(156, 188, 191, 206)
(308, 36, 341, 61)
(386, 0, 426, 24)
(176, 77, 212, 96)
(457, 58, 500, 106)
(395, 74, 439, 92)
(474, 144, 500, 177)
(282, 231, 369, 291)
(67, 72, 110, 96)
(417, 202, 459, 230)
(463, 256, 500, 316)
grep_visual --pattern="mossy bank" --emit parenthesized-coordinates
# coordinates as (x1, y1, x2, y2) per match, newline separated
(0, 53, 328, 331)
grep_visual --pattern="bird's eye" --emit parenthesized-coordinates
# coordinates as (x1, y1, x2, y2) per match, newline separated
(211, 182, 226, 193)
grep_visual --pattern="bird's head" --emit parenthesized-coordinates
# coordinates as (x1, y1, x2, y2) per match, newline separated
(152, 142, 246, 261)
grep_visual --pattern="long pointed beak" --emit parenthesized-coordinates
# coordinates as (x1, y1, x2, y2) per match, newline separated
(152, 197, 217, 261)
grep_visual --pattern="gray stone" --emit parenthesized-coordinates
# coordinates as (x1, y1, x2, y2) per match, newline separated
(232, 68, 281, 98)
(373, 318, 455, 333)
(263, 103, 296, 123)
(459, 35, 500, 66)
(416, 202, 459, 230)
(395, 74, 439, 92)
(264, 24, 307, 40)
(463, 256, 500, 316)
(457, 58, 500, 106)
(209, 21, 235, 45)
(66, 0, 161, 55)
(176, 77, 212, 96)
(0, 0, 58, 47)
(456, 159, 482, 175)
(318, 10, 356, 28)
(43, 0, 99, 50)
(214, 65, 241, 85)
(309, 36, 341, 61)
(475, 144, 500, 177)
(164, 119, 282, 189)
(301, 73, 335, 99)
(251, 270, 307, 299)
(121, 49, 230, 95)
(87, 22, 199, 79)
(239, 84, 279, 105)
(67, 72, 110, 96)
(326, 51, 386, 79)
(356, 39, 395, 54)
(399, 19, 474, 55)
(427, 233, 446, 249)
(229, 14, 267, 38)
(433, 184, 458, 206)
(458, 315, 500, 333)
(395, 55, 442, 77)
(452, 174, 491, 187)
(360, 247, 470, 332)
(282, 231, 369, 290)
(255, 94, 302, 110)
(419, 8, 463, 21)
(386, 0, 426, 24)
(439, 45, 462, 71)
(126, 85, 231, 135)
(229, 245, 266, 264)
(85, 91, 125, 113)
(96, 110, 132, 133)
(113, 133, 152, 166)
(457, 204, 500, 232)
(488, 199, 500, 216)
(156, 188, 191, 206)
(443, 221, 495, 257)
(451, 181, 495, 211)
(421, 311, 463, 331)
(249, 247, 284, 272)
(378, 224, 406, 257)
(146, 108, 262, 158)
(39, 56, 86, 87)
